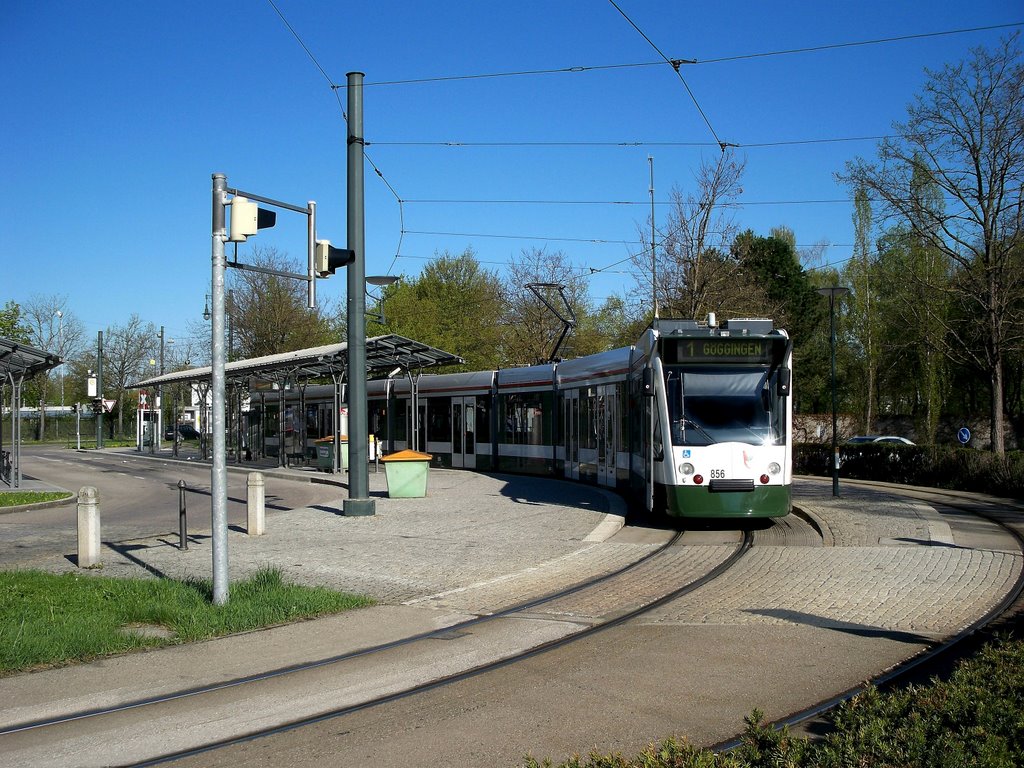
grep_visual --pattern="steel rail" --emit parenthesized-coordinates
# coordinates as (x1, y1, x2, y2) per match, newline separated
(128, 529, 755, 767)
(2, 528, 694, 737)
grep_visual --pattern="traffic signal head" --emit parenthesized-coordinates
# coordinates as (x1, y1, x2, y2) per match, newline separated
(229, 197, 277, 242)
(315, 240, 356, 277)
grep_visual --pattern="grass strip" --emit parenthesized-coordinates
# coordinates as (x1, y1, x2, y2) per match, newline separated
(0, 567, 373, 675)
(0, 491, 72, 508)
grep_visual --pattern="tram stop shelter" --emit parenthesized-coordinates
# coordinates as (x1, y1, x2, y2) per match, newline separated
(132, 334, 463, 473)
(1, 337, 63, 488)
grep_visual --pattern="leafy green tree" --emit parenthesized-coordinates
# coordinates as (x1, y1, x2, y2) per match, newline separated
(730, 230, 831, 417)
(0, 301, 30, 343)
(370, 248, 505, 372)
(841, 35, 1024, 453)
(842, 184, 880, 433)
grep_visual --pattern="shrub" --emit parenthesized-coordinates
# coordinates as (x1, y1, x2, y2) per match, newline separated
(794, 444, 1023, 499)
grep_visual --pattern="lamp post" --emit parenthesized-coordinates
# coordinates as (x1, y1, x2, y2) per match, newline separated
(817, 286, 850, 497)
(55, 311, 64, 409)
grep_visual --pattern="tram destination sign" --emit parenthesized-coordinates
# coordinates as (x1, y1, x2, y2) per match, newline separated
(667, 337, 775, 364)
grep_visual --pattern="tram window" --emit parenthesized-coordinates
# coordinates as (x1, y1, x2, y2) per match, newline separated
(668, 368, 779, 446)
(502, 392, 549, 445)
(306, 405, 320, 439)
(427, 397, 452, 442)
(475, 400, 490, 443)
(393, 399, 408, 442)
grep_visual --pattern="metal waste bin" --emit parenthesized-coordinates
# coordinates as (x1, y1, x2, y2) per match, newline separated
(315, 436, 349, 472)
(381, 450, 432, 498)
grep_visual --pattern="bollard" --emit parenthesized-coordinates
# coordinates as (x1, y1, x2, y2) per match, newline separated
(247, 472, 265, 536)
(77, 486, 101, 567)
(177, 479, 188, 550)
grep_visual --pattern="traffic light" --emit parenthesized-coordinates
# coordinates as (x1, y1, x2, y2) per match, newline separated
(314, 240, 355, 277)
(229, 197, 277, 242)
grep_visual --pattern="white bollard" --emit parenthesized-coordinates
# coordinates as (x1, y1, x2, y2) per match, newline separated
(247, 472, 265, 536)
(77, 486, 101, 567)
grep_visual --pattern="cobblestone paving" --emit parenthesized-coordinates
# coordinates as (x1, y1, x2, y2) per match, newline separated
(7, 471, 626, 606)
(645, 481, 1023, 637)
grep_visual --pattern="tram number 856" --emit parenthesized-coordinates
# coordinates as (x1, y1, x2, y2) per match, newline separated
(710, 469, 726, 480)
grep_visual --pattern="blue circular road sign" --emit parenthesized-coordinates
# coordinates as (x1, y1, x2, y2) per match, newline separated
(957, 427, 971, 445)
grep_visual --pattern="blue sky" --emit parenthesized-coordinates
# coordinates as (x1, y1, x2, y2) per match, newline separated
(2, 1, 1020, 351)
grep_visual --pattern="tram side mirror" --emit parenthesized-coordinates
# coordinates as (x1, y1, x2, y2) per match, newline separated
(778, 368, 792, 397)
(642, 368, 655, 397)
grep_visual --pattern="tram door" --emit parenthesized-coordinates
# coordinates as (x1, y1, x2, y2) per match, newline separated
(564, 389, 580, 480)
(451, 396, 476, 468)
(596, 385, 618, 487)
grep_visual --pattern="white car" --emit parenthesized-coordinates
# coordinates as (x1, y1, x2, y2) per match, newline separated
(848, 435, 915, 445)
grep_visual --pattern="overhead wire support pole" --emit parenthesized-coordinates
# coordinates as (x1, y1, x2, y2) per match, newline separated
(210, 173, 230, 606)
(344, 71, 374, 517)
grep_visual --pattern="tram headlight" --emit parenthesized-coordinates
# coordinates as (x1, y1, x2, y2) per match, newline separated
(679, 462, 695, 476)
(768, 462, 782, 475)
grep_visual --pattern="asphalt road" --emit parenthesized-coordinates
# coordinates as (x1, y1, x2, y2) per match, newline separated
(1, 446, 345, 567)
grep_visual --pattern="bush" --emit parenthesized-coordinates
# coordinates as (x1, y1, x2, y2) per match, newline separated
(794, 444, 1023, 499)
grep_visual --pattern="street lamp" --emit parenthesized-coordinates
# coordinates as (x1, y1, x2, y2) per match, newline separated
(817, 285, 850, 497)
(366, 275, 400, 324)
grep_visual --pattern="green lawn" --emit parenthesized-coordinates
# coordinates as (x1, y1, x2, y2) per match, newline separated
(0, 490, 72, 508)
(0, 567, 373, 674)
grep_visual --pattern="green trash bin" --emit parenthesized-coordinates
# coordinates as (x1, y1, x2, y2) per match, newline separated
(381, 450, 432, 498)
(315, 436, 349, 472)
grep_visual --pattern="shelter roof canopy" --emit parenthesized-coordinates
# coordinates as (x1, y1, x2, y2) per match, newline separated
(132, 334, 463, 388)
(0, 337, 62, 380)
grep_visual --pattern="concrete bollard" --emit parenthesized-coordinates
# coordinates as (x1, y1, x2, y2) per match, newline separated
(77, 486, 101, 567)
(247, 472, 265, 536)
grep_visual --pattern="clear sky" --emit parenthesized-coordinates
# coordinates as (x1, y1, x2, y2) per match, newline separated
(2, 1, 1020, 352)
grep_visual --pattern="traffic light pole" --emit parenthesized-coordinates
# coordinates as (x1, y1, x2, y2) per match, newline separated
(211, 172, 230, 606)
(343, 71, 374, 517)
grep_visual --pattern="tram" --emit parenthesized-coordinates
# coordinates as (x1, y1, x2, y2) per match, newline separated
(258, 316, 792, 519)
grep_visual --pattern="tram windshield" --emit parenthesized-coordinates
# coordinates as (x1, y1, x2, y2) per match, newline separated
(665, 366, 784, 446)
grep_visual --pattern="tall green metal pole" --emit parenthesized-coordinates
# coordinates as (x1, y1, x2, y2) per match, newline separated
(344, 71, 374, 516)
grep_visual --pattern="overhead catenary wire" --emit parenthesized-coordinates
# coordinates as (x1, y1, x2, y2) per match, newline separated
(367, 135, 894, 148)
(607, 0, 728, 151)
(266, 0, 405, 275)
(335, 22, 1022, 89)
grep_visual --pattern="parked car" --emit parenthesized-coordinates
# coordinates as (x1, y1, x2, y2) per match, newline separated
(164, 423, 201, 441)
(847, 435, 915, 445)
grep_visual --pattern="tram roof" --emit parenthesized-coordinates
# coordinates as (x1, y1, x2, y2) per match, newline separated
(0, 337, 62, 381)
(132, 335, 463, 389)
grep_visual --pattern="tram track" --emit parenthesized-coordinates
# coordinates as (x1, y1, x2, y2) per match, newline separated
(714, 481, 1024, 752)
(0, 526, 755, 767)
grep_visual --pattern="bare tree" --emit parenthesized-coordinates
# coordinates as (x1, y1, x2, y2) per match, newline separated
(20, 294, 85, 410)
(841, 35, 1024, 453)
(229, 246, 336, 358)
(646, 151, 747, 320)
(103, 314, 158, 436)
(503, 248, 598, 364)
